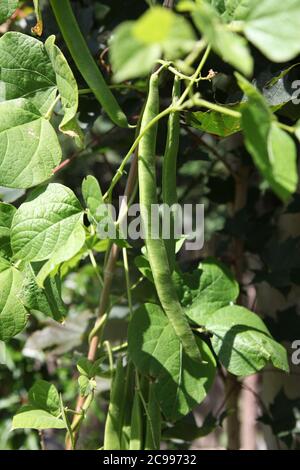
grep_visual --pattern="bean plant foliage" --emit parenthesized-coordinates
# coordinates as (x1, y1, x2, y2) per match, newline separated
(0, 0, 299, 451)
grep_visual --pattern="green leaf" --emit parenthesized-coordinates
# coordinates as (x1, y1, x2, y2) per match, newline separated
(205, 305, 289, 376)
(192, 2, 253, 76)
(44, 35, 82, 143)
(77, 357, 93, 377)
(110, 6, 195, 82)
(267, 124, 298, 200)
(163, 412, 217, 441)
(12, 406, 66, 430)
(11, 183, 84, 263)
(237, 74, 298, 201)
(28, 380, 61, 416)
(175, 258, 239, 325)
(19, 262, 66, 322)
(0, 1, 18, 25)
(0, 262, 27, 342)
(0, 98, 62, 189)
(0, 202, 16, 259)
(78, 375, 96, 397)
(135, 255, 154, 283)
(128, 303, 216, 421)
(0, 32, 57, 114)
(78, 375, 90, 397)
(77, 356, 105, 379)
(0, 31, 81, 149)
(186, 106, 242, 137)
(243, 0, 300, 62)
(82, 175, 105, 224)
(36, 221, 86, 287)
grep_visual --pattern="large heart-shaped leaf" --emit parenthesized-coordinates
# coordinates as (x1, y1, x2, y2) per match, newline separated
(205, 305, 289, 376)
(0, 259, 27, 341)
(128, 303, 216, 421)
(0, 99, 61, 189)
(11, 183, 85, 264)
(0, 32, 57, 114)
(0, 32, 79, 127)
(0, 32, 81, 188)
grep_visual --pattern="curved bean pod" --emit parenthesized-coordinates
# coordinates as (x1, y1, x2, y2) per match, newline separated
(50, 0, 128, 128)
(138, 73, 201, 363)
(103, 357, 126, 450)
(162, 76, 181, 272)
(129, 390, 143, 450)
(144, 382, 161, 450)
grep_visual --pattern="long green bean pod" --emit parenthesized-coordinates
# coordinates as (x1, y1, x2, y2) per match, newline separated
(120, 362, 135, 449)
(162, 76, 181, 272)
(144, 382, 161, 450)
(50, 0, 128, 128)
(129, 390, 143, 450)
(138, 73, 201, 363)
(103, 357, 126, 450)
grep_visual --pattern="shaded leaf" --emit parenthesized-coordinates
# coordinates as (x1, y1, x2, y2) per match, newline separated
(186, 106, 242, 137)
(175, 258, 239, 325)
(19, 262, 66, 322)
(128, 303, 216, 421)
(205, 305, 289, 376)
